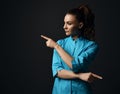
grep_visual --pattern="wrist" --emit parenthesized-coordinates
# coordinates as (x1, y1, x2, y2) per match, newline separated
(54, 43, 59, 49)
(75, 74, 79, 79)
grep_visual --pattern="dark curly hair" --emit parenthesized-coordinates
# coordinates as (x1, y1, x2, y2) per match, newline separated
(66, 4, 95, 41)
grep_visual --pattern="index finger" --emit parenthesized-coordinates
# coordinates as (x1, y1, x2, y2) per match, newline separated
(92, 73, 103, 79)
(41, 35, 50, 40)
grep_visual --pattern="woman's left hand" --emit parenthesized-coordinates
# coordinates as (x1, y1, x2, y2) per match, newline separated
(77, 72, 102, 83)
(41, 35, 57, 48)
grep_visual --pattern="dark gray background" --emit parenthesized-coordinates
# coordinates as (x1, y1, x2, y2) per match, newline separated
(1, 0, 120, 94)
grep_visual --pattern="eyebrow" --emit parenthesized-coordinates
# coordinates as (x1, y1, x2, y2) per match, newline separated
(64, 21, 73, 23)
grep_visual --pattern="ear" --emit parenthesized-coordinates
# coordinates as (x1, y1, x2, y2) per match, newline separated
(78, 22, 84, 29)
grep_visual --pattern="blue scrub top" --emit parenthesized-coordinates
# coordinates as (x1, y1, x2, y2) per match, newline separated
(52, 36, 99, 94)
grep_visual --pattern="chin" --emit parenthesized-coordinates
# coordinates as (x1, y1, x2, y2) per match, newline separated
(65, 33, 71, 36)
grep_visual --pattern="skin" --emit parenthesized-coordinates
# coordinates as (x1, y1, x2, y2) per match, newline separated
(41, 14, 102, 83)
(63, 14, 83, 39)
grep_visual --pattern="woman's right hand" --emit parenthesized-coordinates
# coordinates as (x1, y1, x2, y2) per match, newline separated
(77, 72, 102, 83)
(41, 35, 57, 48)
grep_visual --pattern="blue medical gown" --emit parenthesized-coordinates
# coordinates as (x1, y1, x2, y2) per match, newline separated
(52, 36, 99, 94)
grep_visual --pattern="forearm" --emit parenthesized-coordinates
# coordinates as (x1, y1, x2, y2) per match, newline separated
(57, 70, 102, 82)
(57, 69, 78, 79)
(54, 44, 73, 69)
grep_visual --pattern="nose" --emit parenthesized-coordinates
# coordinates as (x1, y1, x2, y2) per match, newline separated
(63, 24, 67, 30)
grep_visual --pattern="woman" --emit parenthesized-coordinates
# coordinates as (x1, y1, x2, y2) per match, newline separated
(41, 4, 102, 94)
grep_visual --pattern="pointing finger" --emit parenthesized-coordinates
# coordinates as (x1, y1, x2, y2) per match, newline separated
(92, 73, 103, 79)
(41, 35, 50, 40)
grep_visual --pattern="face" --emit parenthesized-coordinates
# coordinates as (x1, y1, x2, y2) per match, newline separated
(63, 14, 80, 36)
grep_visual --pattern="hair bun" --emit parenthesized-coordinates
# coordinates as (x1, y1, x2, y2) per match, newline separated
(78, 4, 90, 16)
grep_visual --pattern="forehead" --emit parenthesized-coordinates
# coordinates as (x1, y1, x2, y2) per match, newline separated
(64, 14, 77, 22)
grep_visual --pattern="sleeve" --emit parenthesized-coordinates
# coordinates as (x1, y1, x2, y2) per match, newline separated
(52, 40, 64, 77)
(71, 42, 99, 73)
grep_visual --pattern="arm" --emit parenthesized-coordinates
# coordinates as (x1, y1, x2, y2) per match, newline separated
(57, 69, 78, 79)
(71, 42, 99, 72)
(41, 35, 98, 73)
(54, 42, 99, 73)
(57, 69, 102, 83)
(52, 46, 78, 79)
(52, 48, 73, 78)
(41, 35, 102, 82)
(54, 44, 73, 69)
(41, 35, 73, 69)
(52, 49, 102, 82)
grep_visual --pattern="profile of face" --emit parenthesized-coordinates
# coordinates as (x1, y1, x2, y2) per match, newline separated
(63, 14, 83, 37)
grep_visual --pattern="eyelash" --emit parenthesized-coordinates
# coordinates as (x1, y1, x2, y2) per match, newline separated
(63, 22, 72, 26)
(67, 22, 72, 25)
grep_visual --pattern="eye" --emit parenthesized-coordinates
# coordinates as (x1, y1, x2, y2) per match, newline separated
(67, 22, 72, 25)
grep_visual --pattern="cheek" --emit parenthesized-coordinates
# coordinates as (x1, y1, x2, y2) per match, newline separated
(65, 26, 77, 36)
(69, 26, 77, 32)
(68, 25, 74, 30)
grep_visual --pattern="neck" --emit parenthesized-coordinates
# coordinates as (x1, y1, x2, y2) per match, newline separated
(72, 35, 78, 40)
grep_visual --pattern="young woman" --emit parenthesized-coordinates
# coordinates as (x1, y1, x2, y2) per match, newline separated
(41, 4, 102, 94)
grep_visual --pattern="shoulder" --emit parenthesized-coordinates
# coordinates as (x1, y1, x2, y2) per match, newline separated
(88, 40, 99, 47)
(83, 37, 98, 46)
(83, 38, 99, 50)
(56, 37, 69, 46)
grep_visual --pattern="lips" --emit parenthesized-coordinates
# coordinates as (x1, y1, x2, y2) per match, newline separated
(65, 31, 69, 33)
